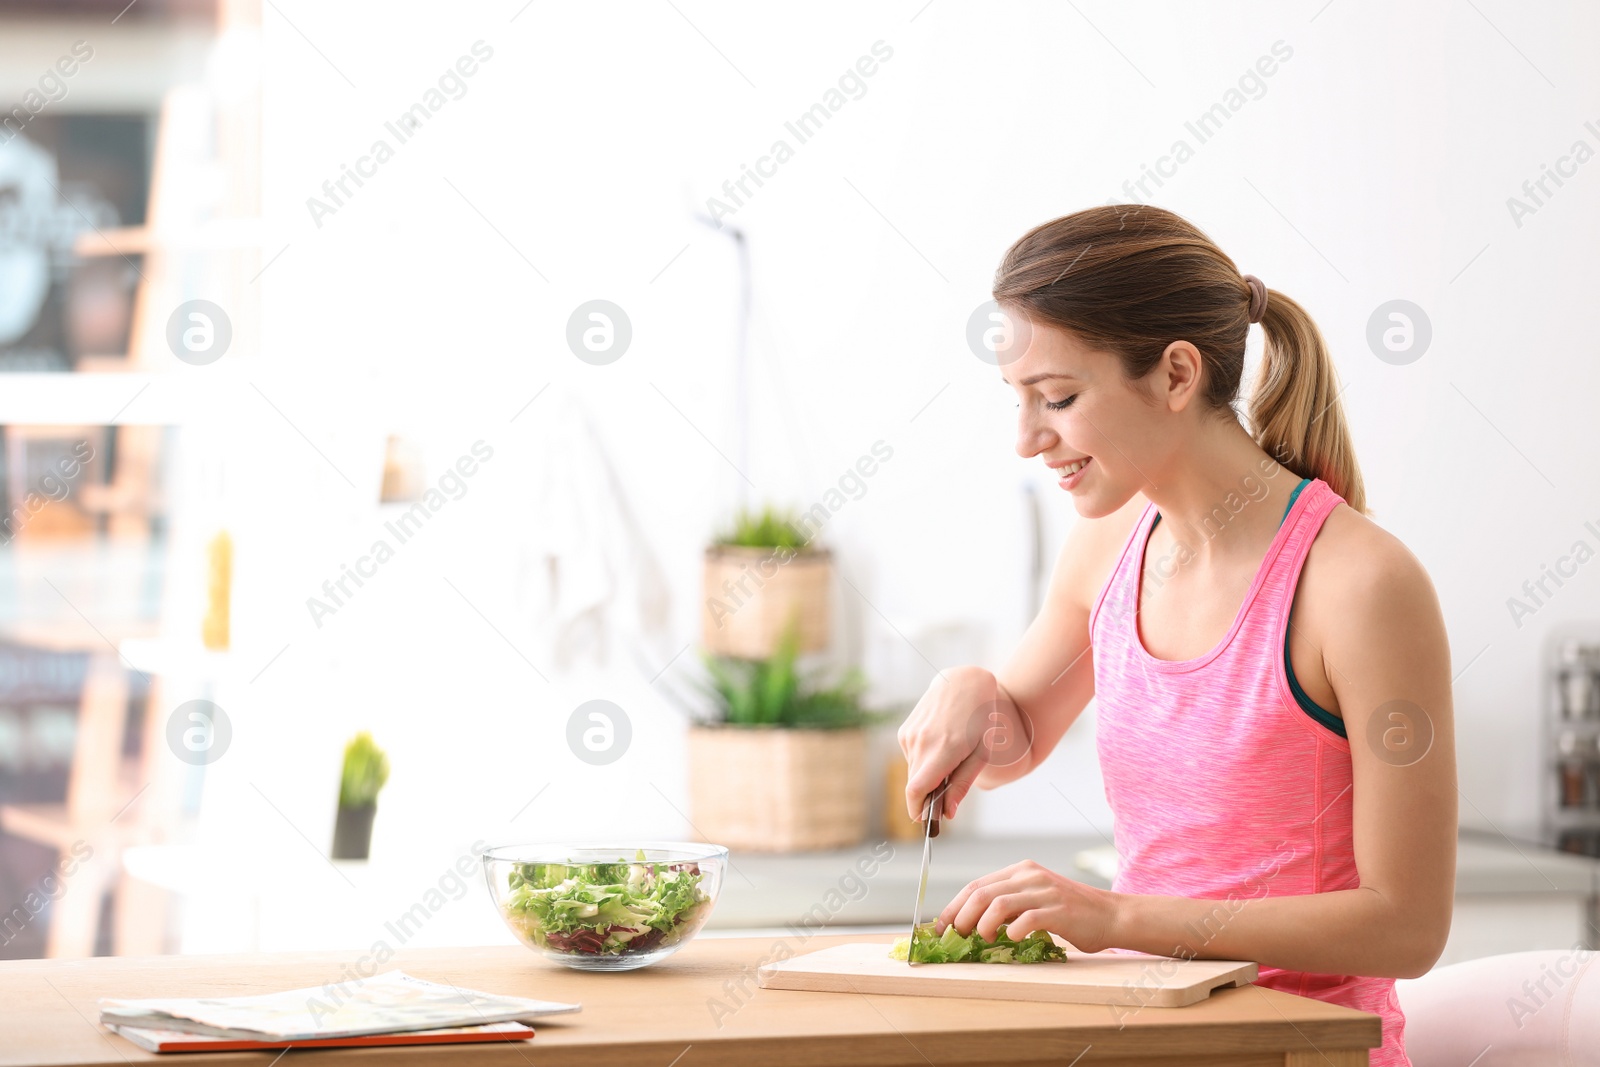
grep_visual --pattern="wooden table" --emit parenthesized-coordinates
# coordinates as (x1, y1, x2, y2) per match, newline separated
(0, 934, 1382, 1066)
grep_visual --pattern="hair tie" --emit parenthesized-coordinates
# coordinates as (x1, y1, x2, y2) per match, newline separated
(1242, 274, 1268, 324)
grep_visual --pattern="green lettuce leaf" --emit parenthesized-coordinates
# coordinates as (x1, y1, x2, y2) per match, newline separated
(503, 856, 709, 953)
(888, 921, 1067, 964)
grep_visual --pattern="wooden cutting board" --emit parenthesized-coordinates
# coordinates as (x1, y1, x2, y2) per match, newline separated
(758, 942, 1258, 1008)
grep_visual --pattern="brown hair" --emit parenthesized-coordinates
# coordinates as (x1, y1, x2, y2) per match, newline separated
(992, 204, 1366, 515)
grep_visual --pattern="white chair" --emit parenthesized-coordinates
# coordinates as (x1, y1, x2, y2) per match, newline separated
(1396, 949, 1599, 1065)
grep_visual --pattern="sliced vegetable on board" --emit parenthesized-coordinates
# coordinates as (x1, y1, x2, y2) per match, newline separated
(889, 921, 1067, 964)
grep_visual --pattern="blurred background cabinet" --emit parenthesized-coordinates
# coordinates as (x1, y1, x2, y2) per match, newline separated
(0, 0, 258, 959)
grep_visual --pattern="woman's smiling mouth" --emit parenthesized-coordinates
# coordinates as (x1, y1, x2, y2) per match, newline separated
(1049, 457, 1091, 488)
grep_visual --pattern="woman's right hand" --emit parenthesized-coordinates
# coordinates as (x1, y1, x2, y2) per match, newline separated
(898, 665, 1019, 823)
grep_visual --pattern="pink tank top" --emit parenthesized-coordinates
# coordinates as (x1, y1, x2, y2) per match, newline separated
(1089, 477, 1407, 1067)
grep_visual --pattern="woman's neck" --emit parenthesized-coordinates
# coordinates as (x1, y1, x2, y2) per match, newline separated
(1144, 420, 1299, 563)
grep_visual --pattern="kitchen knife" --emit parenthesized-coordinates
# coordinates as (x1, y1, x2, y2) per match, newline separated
(907, 775, 950, 967)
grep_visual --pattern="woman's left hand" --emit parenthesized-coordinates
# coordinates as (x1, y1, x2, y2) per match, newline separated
(938, 860, 1120, 953)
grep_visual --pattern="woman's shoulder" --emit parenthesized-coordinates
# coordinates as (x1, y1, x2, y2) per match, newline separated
(1297, 491, 1452, 727)
(1302, 495, 1439, 628)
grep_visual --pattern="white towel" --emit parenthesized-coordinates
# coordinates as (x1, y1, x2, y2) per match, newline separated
(516, 388, 673, 674)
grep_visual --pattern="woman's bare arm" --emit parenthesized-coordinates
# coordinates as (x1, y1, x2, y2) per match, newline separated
(973, 495, 1144, 790)
(901, 496, 1143, 820)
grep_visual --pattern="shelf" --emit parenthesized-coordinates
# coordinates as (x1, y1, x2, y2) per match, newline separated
(1546, 807, 1600, 827)
(119, 637, 229, 677)
(0, 620, 160, 653)
(0, 804, 82, 850)
(0, 373, 235, 425)
(72, 218, 263, 258)
(0, 799, 147, 852)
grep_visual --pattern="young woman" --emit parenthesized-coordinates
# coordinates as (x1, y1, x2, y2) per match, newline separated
(898, 205, 1456, 1067)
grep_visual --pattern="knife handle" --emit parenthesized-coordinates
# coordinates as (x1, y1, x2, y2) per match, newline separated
(923, 777, 951, 838)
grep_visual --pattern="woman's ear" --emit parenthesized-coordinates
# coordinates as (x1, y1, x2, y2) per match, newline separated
(1159, 340, 1205, 412)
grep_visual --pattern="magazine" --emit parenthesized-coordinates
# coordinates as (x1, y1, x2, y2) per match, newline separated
(98, 971, 580, 1041)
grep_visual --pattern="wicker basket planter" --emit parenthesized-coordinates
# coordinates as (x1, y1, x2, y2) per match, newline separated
(686, 724, 867, 851)
(701, 545, 832, 660)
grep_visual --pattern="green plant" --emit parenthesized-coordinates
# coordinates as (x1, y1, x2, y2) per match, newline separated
(339, 731, 390, 809)
(697, 621, 890, 729)
(712, 506, 812, 551)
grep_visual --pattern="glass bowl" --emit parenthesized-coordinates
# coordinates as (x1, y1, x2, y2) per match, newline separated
(482, 842, 727, 972)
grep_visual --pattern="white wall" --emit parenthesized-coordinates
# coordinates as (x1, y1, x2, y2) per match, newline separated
(172, 0, 1600, 888)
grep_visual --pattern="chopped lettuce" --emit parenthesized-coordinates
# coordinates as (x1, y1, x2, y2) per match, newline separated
(889, 921, 1067, 964)
(502, 850, 709, 957)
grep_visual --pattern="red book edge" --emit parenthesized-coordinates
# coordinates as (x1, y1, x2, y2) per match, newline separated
(108, 1022, 536, 1052)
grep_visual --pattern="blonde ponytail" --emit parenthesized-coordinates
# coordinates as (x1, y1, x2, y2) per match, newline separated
(1250, 289, 1366, 515)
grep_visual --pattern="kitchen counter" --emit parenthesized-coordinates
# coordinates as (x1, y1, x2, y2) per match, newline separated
(706, 834, 1112, 930)
(1453, 827, 1599, 894)
(711, 831, 1600, 959)
(716, 825, 1600, 927)
(113, 830, 1600, 960)
(0, 934, 1382, 1067)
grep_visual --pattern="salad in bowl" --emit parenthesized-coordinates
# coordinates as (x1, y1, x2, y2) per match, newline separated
(482, 843, 727, 971)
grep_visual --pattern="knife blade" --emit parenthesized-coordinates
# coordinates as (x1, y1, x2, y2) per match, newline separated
(907, 775, 950, 967)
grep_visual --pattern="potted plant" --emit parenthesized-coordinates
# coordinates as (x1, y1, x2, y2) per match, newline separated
(687, 622, 890, 851)
(702, 506, 832, 660)
(331, 731, 389, 860)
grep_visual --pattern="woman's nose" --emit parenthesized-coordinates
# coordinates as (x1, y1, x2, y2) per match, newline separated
(1015, 409, 1053, 459)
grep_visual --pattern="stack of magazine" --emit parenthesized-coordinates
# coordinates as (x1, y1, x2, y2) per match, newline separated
(98, 971, 581, 1053)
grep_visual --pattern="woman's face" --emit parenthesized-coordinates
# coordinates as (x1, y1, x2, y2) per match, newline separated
(1000, 310, 1181, 519)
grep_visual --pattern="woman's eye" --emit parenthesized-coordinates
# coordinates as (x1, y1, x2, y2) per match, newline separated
(1045, 395, 1077, 411)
